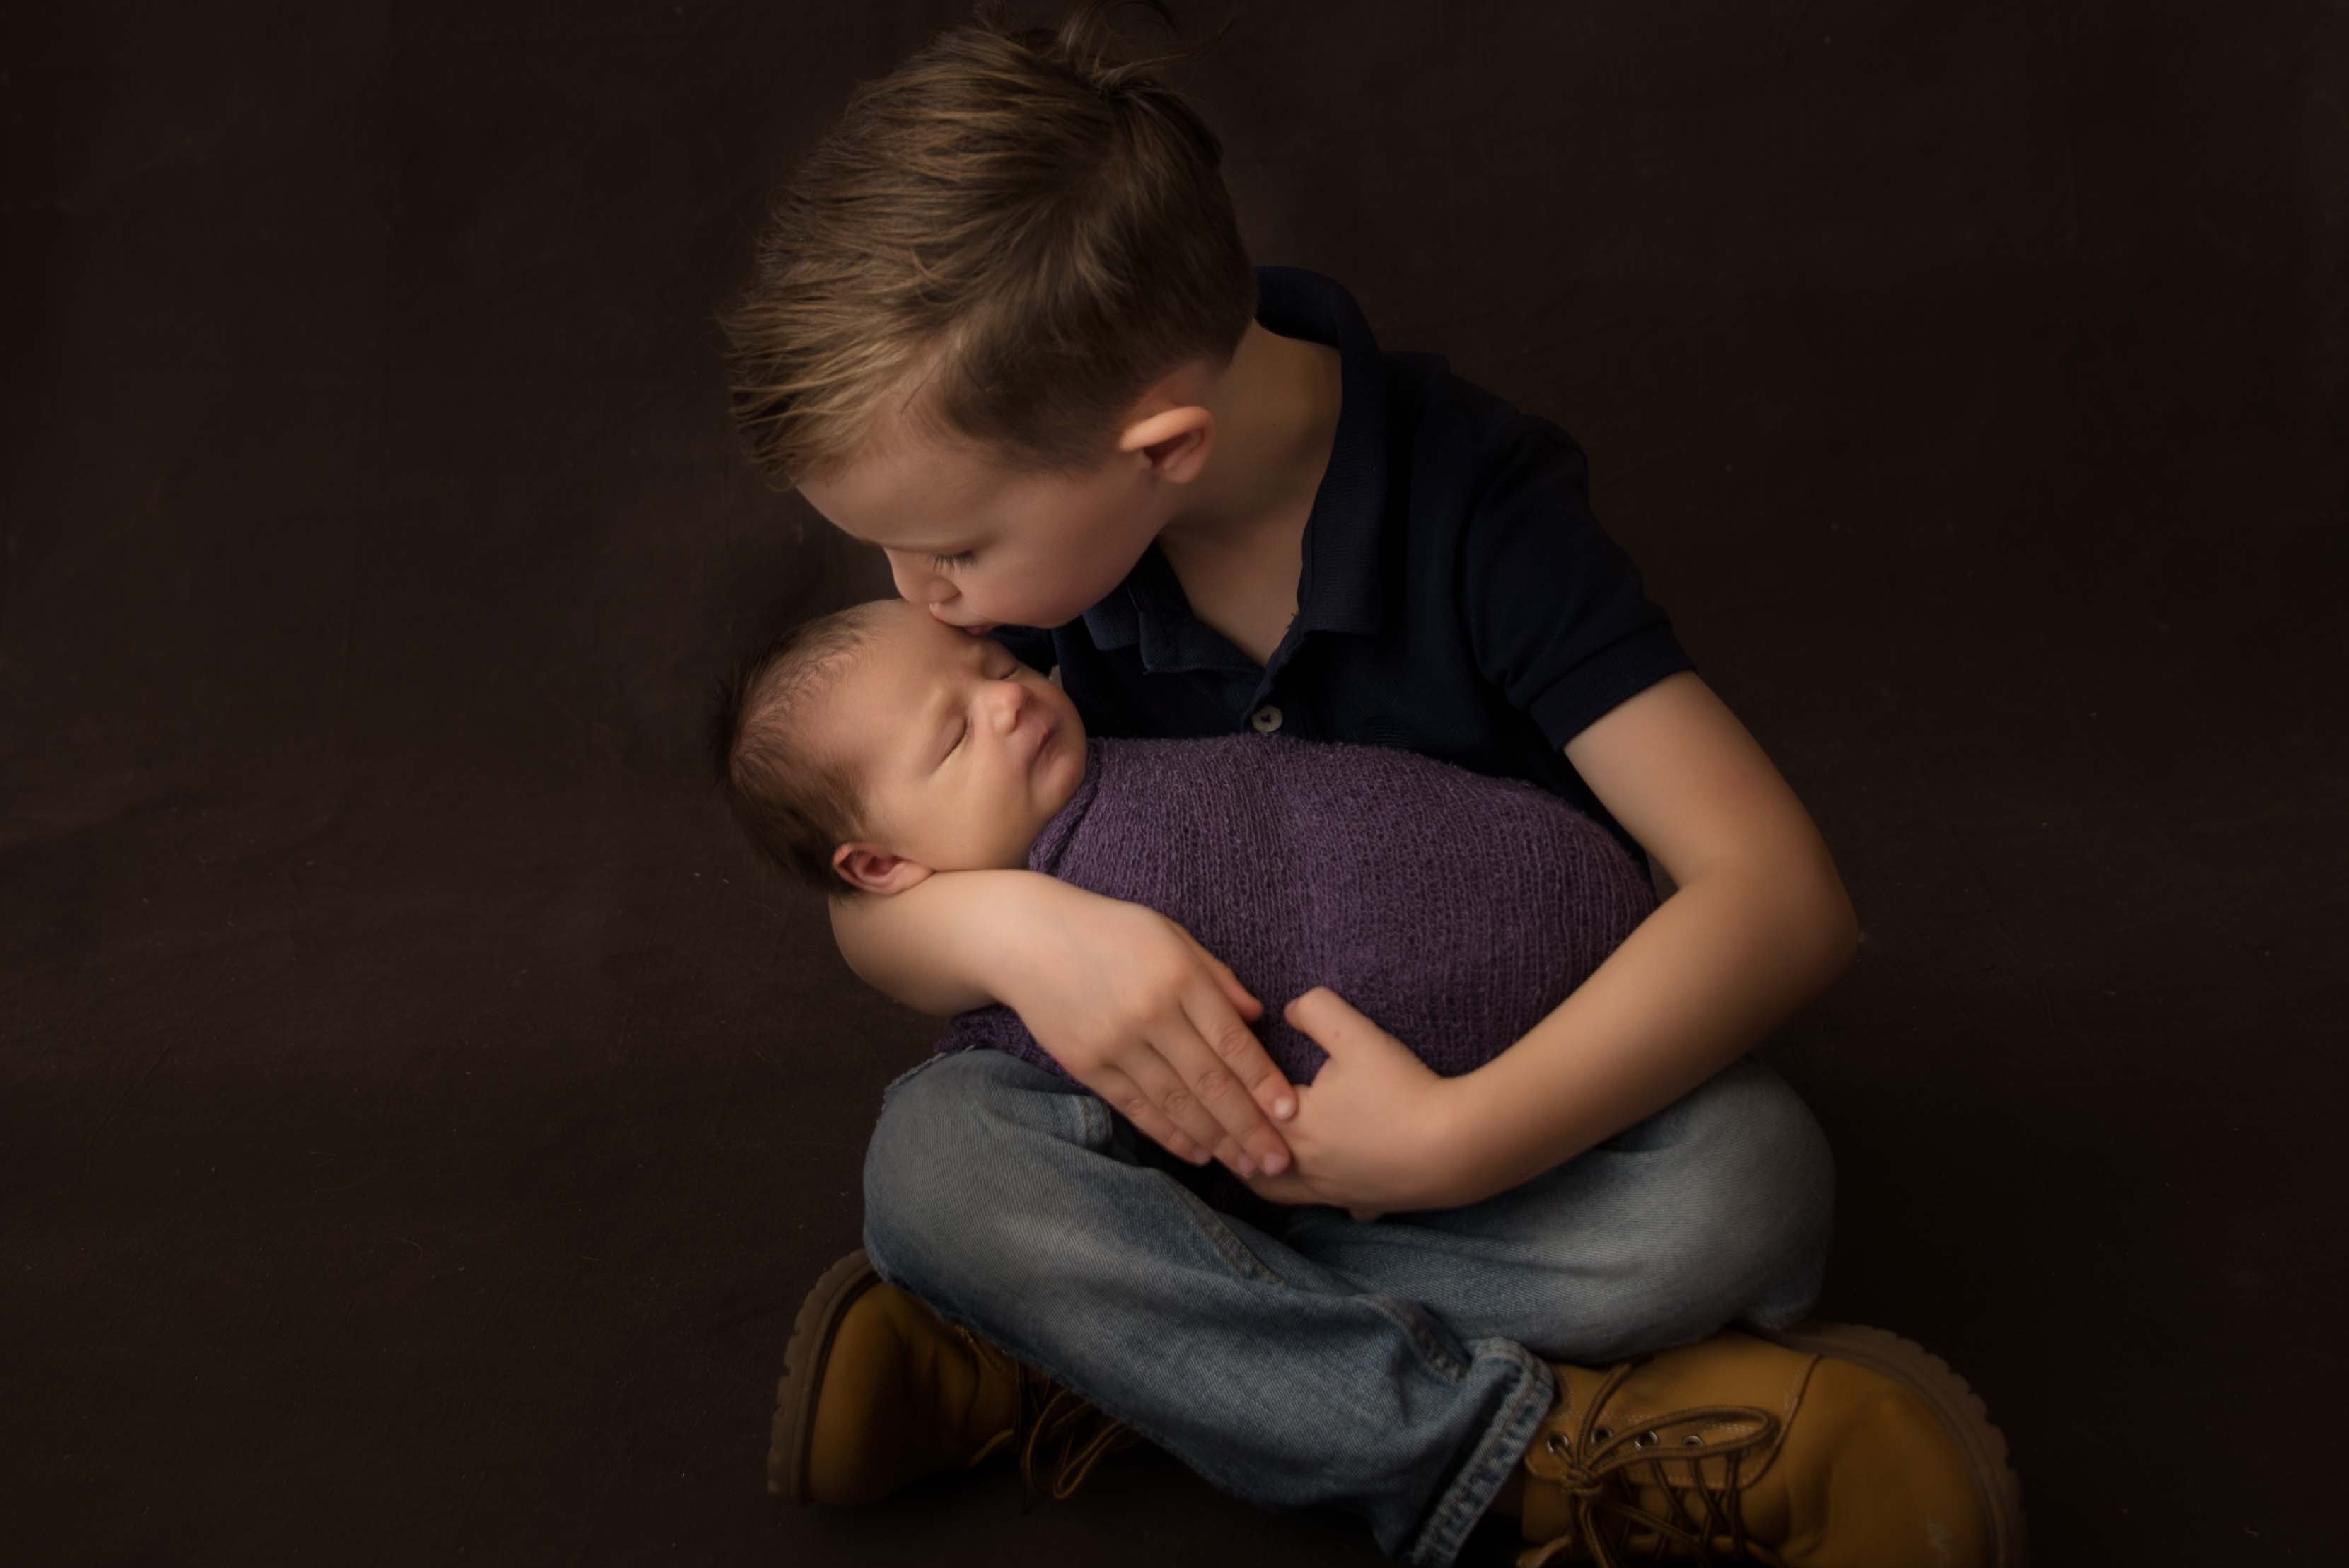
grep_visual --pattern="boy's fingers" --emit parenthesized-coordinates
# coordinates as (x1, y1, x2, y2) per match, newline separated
(1182, 927, 1263, 1021)
(1283, 985, 1357, 1040)
(1237, 1166, 1318, 1207)
(1282, 987, 1413, 1070)
(1174, 994, 1292, 1173)
(1086, 1062, 1214, 1168)
(1176, 936, 1289, 1121)
(1128, 1048, 1243, 1168)
(1181, 962, 1294, 1122)
(1213, 958, 1263, 1020)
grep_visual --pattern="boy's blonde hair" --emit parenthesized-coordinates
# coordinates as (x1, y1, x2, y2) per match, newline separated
(721, 1, 1254, 489)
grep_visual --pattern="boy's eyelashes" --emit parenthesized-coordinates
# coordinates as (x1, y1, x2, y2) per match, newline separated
(931, 551, 975, 571)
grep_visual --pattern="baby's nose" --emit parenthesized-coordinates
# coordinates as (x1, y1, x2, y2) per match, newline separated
(985, 680, 1028, 730)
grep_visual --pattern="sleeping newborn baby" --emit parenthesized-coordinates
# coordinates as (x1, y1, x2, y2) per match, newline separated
(718, 597, 1657, 1088)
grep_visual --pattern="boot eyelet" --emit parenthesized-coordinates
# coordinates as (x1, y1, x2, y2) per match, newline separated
(1682, 1434, 1705, 1447)
(1591, 1427, 1611, 1444)
(1633, 1430, 1660, 1448)
(1545, 1433, 1570, 1455)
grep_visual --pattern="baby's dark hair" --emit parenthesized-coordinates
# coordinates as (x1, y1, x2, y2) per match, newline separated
(713, 602, 891, 896)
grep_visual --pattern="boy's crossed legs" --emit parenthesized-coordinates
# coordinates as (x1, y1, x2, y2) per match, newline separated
(854, 1046, 1845, 1566)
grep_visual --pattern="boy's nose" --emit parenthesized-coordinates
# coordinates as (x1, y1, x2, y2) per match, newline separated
(886, 552, 953, 608)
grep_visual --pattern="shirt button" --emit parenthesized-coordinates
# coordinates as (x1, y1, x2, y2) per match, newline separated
(1250, 704, 1283, 733)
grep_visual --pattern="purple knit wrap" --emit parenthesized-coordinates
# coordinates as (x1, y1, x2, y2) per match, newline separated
(935, 733, 1656, 1085)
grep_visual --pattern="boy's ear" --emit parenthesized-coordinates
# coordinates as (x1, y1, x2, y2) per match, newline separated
(1116, 404, 1214, 486)
(831, 841, 936, 896)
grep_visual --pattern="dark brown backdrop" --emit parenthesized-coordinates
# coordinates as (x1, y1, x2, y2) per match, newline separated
(4, 2, 2343, 1563)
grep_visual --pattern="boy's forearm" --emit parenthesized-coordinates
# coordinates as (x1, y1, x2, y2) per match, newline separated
(1432, 864, 1857, 1207)
(829, 869, 1042, 1016)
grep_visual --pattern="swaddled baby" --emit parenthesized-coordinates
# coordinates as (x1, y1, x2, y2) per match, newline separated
(718, 598, 1656, 1086)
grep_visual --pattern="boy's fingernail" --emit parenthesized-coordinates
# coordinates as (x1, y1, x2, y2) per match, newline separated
(1261, 1151, 1287, 1175)
(1237, 1157, 1258, 1177)
(1188, 1148, 1212, 1166)
(1274, 1097, 1295, 1118)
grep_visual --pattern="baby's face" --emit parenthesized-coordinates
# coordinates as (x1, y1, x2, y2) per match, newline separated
(818, 599, 1088, 883)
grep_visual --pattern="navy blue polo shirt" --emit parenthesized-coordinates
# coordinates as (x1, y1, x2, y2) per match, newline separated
(989, 265, 1695, 863)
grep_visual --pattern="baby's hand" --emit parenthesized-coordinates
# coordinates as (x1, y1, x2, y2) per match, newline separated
(1235, 988, 1469, 1219)
(997, 879, 1298, 1179)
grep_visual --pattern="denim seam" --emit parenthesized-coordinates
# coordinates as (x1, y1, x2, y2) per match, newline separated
(1077, 1091, 1113, 1149)
(882, 1283, 1210, 1488)
(1405, 1342, 1553, 1567)
(1079, 1091, 1315, 1292)
(1161, 1169, 1303, 1288)
(876, 1236, 1475, 1528)
(878, 1048, 954, 1104)
(1365, 1297, 1468, 1381)
(1154, 1159, 1472, 1383)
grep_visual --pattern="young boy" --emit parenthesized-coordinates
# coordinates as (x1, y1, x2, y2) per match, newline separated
(721, 6, 2025, 1564)
(718, 594, 1660, 1156)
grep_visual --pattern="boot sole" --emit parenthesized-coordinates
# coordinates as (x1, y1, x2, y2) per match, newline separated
(1753, 1321, 2029, 1568)
(769, 1249, 883, 1504)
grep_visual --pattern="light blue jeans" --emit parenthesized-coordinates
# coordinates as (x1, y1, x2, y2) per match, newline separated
(860, 1046, 1833, 1567)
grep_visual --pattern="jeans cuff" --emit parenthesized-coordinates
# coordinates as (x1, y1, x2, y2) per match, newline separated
(1404, 1342, 1555, 1567)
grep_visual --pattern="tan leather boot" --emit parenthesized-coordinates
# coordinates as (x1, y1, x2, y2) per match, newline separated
(770, 1250, 1141, 1506)
(1513, 1323, 2026, 1567)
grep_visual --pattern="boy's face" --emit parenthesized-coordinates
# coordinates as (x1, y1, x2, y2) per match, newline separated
(818, 600, 1089, 890)
(797, 419, 1190, 634)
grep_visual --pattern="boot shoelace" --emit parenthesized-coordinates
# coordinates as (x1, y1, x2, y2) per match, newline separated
(953, 1328, 1142, 1504)
(1015, 1378, 1143, 1504)
(1516, 1359, 1782, 1567)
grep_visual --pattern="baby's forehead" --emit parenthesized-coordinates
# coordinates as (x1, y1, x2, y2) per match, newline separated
(863, 603, 978, 700)
(869, 601, 960, 663)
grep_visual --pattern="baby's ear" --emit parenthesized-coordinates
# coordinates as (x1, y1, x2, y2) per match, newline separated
(831, 841, 934, 897)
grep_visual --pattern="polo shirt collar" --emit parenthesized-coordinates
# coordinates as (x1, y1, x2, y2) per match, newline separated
(1081, 266, 1387, 661)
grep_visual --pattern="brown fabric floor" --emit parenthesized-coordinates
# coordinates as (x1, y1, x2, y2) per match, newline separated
(5, 2, 2343, 1562)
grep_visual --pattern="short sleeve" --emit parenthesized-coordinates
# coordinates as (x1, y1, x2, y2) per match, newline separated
(987, 623, 1057, 676)
(1460, 421, 1695, 746)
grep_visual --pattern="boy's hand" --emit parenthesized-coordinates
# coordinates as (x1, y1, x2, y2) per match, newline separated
(997, 880, 1299, 1180)
(1235, 988, 1472, 1221)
